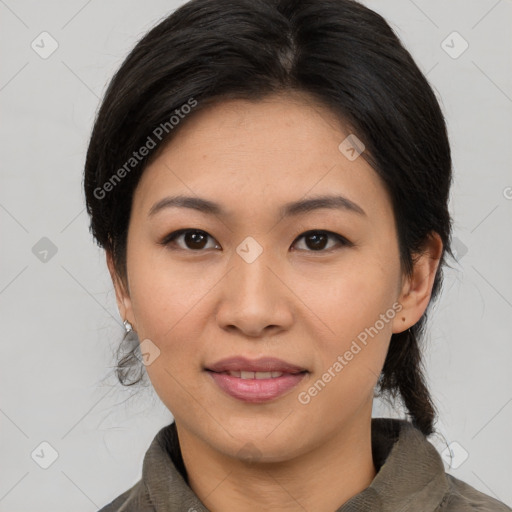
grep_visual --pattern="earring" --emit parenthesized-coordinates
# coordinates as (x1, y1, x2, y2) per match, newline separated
(123, 319, 133, 333)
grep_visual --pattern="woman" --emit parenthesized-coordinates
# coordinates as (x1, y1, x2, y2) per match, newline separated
(84, 0, 511, 510)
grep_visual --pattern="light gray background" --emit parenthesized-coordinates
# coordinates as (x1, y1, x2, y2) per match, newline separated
(1, 0, 511, 510)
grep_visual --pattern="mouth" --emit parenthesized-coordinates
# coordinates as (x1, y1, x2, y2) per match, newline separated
(204, 356, 308, 403)
(205, 355, 308, 374)
(208, 370, 305, 379)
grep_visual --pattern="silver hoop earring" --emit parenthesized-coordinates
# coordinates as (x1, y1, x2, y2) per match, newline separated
(123, 319, 133, 333)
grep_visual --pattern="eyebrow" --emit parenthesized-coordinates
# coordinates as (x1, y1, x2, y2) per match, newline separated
(148, 193, 366, 219)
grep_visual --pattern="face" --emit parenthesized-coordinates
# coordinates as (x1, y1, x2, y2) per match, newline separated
(108, 92, 438, 462)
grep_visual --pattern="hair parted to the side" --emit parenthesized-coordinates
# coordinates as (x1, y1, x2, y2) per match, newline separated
(84, 0, 454, 437)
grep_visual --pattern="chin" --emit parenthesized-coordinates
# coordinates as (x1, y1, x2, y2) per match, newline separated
(210, 420, 304, 462)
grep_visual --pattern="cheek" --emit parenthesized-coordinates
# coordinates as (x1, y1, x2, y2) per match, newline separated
(127, 247, 214, 337)
(127, 257, 211, 413)
(298, 288, 394, 424)
(300, 256, 399, 341)
(296, 253, 399, 394)
(126, 252, 221, 399)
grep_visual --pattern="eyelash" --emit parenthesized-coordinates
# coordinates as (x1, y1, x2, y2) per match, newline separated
(159, 228, 352, 253)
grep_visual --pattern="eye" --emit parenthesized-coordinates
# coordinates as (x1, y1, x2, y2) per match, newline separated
(160, 228, 352, 253)
(292, 230, 352, 252)
(160, 229, 219, 251)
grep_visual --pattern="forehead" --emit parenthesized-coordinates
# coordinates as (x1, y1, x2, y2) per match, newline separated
(132, 94, 391, 223)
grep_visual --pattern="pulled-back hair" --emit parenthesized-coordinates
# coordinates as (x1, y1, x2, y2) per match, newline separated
(84, 0, 453, 436)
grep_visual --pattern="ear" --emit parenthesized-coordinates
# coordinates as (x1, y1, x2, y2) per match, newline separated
(392, 232, 443, 334)
(106, 251, 136, 331)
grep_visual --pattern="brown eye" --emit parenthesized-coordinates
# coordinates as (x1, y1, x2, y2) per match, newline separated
(162, 229, 219, 251)
(292, 230, 350, 252)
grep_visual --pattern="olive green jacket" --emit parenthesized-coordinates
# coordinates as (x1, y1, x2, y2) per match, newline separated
(98, 418, 511, 511)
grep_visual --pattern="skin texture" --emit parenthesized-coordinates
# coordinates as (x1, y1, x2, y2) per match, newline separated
(107, 91, 443, 512)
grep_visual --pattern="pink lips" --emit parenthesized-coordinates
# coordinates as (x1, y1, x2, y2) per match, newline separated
(205, 356, 308, 403)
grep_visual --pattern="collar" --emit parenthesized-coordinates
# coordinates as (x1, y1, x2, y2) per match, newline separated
(141, 417, 449, 511)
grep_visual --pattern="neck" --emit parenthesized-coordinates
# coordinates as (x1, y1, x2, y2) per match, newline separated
(176, 413, 377, 512)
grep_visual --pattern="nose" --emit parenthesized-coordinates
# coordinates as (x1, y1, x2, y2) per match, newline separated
(215, 248, 294, 338)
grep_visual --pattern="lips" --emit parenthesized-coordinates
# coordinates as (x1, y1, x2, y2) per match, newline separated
(205, 356, 308, 402)
(205, 356, 307, 374)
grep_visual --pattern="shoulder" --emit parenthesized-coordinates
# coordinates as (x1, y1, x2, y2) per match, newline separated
(437, 473, 512, 511)
(369, 418, 511, 512)
(97, 480, 153, 512)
